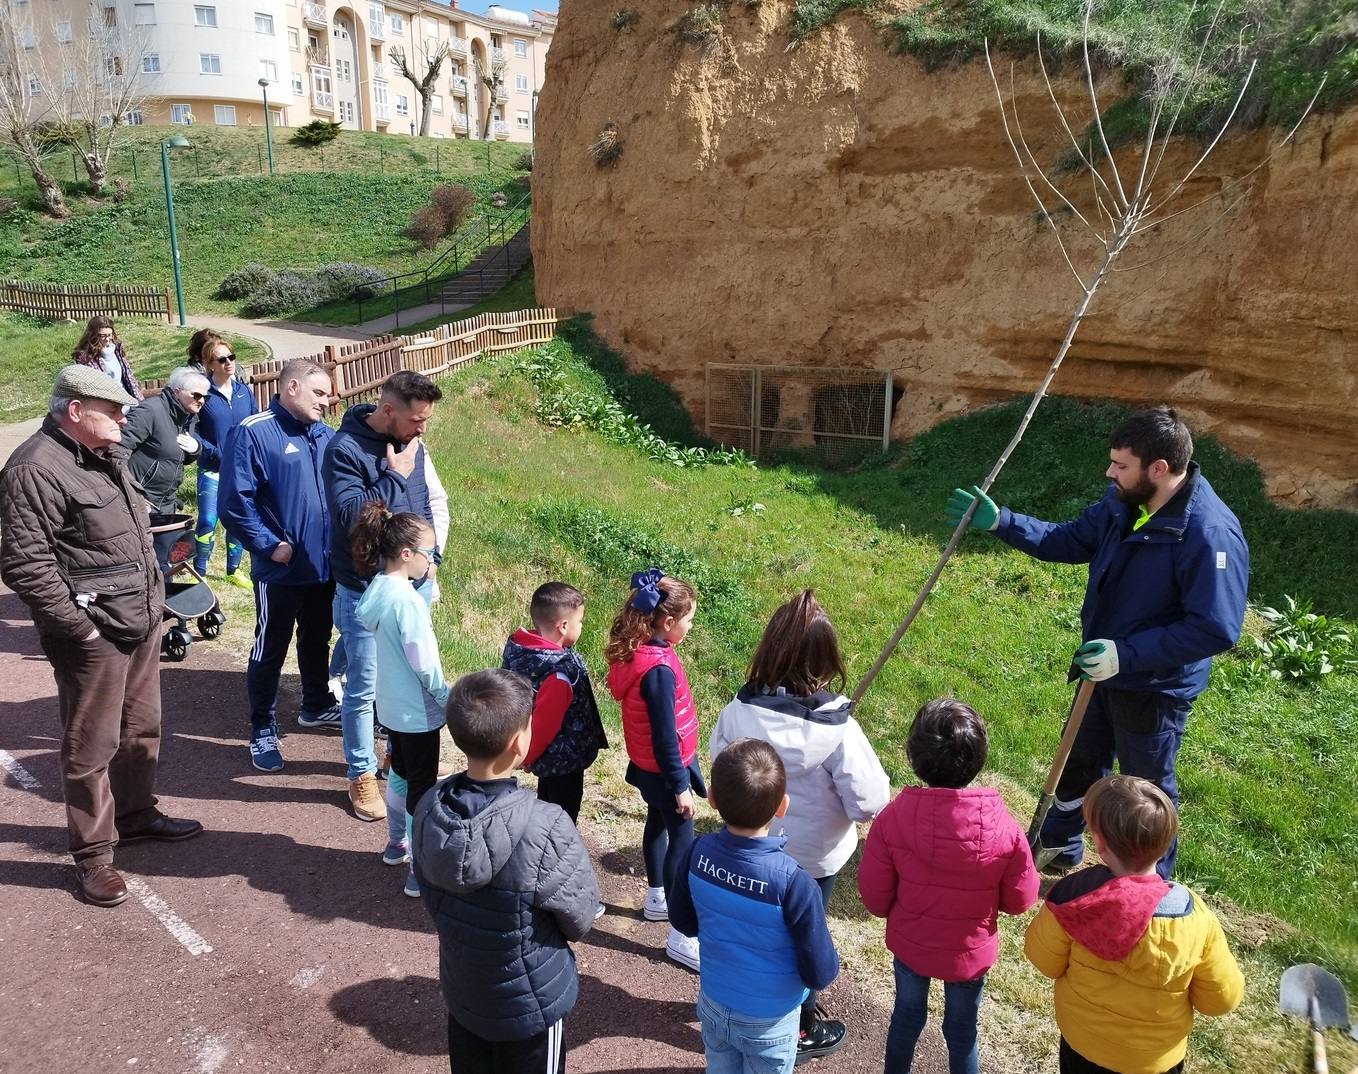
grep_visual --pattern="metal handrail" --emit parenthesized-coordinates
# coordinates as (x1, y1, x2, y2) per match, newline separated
(353, 189, 531, 327)
(461, 206, 530, 305)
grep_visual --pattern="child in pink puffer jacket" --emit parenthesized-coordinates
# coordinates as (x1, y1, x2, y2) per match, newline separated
(858, 699, 1038, 1074)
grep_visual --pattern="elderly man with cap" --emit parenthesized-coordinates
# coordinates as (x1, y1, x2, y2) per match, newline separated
(0, 365, 202, 908)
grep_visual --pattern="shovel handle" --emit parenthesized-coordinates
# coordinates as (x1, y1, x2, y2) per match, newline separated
(1314, 1025, 1328, 1074)
(1026, 679, 1097, 850)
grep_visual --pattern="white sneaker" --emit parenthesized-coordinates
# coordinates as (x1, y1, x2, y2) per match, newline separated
(643, 887, 668, 921)
(594, 902, 606, 921)
(665, 928, 700, 971)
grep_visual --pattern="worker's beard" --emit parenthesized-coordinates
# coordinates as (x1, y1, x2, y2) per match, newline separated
(1112, 473, 1157, 507)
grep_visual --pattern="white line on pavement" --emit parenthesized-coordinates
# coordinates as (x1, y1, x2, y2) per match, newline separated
(0, 749, 42, 790)
(125, 878, 214, 957)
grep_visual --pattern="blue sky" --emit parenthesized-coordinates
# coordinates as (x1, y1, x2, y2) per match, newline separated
(455, 2, 559, 13)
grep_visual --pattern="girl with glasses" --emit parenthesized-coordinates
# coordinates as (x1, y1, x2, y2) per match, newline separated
(71, 315, 144, 402)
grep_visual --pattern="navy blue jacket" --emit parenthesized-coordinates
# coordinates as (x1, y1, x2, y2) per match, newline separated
(323, 403, 435, 592)
(197, 378, 258, 472)
(996, 463, 1248, 699)
(219, 398, 334, 586)
(670, 829, 839, 1019)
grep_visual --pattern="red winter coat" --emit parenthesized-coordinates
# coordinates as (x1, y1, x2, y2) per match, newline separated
(858, 786, 1038, 982)
(607, 643, 697, 774)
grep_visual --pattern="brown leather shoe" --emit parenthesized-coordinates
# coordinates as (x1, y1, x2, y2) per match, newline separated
(78, 862, 128, 907)
(118, 814, 204, 844)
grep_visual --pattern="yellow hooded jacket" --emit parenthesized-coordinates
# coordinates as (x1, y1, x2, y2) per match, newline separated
(1024, 866, 1244, 1074)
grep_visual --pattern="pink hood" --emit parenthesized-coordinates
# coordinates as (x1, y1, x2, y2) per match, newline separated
(858, 786, 1039, 981)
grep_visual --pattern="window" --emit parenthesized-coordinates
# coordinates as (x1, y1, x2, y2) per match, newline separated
(270, 110, 283, 126)
(516, 110, 529, 129)
(27, 77, 42, 96)
(291, 72, 304, 95)
(171, 103, 193, 124)
(260, 60, 278, 82)
(18, 27, 36, 49)
(255, 12, 274, 35)
(515, 74, 528, 92)
(431, 93, 443, 114)
(142, 53, 160, 73)
(63, 69, 78, 90)
(103, 8, 117, 27)
(214, 104, 237, 125)
(288, 27, 300, 50)
(340, 100, 354, 123)
(514, 39, 527, 57)
(56, 20, 73, 42)
(193, 6, 217, 27)
(389, 12, 403, 32)
(337, 58, 351, 81)
(395, 94, 408, 116)
(199, 53, 221, 74)
(104, 56, 124, 77)
(124, 110, 145, 125)
(134, 4, 155, 25)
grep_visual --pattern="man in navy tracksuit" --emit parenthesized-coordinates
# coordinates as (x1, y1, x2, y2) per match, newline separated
(670, 739, 840, 1074)
(219, 358, 340, 774)
(947, 406, 1248, 878)
(322, 370, 443, 823)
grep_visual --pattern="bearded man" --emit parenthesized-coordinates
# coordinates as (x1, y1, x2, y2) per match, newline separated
(945, 406, 1248, 878)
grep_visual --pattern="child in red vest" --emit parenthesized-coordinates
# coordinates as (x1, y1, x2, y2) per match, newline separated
(604, 567, 704, 972)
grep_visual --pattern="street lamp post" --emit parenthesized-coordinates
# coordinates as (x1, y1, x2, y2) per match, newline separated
(160, 133, 191, 326)
(258, 78, 275, 176)
(530, 89, 539, 166)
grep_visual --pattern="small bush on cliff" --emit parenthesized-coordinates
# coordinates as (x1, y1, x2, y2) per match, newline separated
(588, 123, 623, 168)
(611, 9, 639, 30)
(673, 4, 724, 51)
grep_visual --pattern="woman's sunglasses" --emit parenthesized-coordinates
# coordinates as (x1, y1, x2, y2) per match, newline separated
(188, 392, 207, 402)
(214, 353, 236, 364)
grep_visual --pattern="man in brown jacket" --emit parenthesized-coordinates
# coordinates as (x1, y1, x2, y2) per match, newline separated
(0, 365, 202, 907)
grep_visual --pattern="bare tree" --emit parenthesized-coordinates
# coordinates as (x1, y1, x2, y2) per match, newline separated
(852, 0, 1325, 703)
(0, 0, 68, 216)
(28, 2, 161, 195)
(390, 36, 452, 137)
(474, 53, 507, 141)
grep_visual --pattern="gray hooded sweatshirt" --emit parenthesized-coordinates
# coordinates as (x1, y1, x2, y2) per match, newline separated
(414, 774, 599, 1042)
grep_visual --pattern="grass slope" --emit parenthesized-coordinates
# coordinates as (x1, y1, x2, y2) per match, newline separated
(0, 311, 266, 421)
(0, 127, 527, 318)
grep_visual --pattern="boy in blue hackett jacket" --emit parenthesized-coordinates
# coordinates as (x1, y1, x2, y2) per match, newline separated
(219, 359, 339, 774)
(670, 738, 840, 1074)
(946, 406, 1248, 878)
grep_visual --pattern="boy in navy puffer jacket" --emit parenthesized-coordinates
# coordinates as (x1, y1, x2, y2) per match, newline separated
(501, 581, 608, 824)
(670, 738, 841, 1074)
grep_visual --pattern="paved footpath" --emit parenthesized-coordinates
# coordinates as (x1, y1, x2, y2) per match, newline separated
(0, 581, 945, 1074)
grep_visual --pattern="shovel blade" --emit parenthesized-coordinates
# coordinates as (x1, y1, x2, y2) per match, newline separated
(1279, 964, 1350, 1029)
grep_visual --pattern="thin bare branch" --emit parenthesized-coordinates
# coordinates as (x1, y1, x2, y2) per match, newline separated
(1150, 59, 1258, 214)
(1082, 0, 1129, 209)
(1112, 189, 1250, 272)
(1142, 0, 1221, 192)
(1035, 32, 1122, 221)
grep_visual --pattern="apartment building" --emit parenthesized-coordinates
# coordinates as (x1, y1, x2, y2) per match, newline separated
(11, 0, 555, 143)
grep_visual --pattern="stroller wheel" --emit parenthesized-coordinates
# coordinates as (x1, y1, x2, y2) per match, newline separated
(163, 626, 192, 662)
(198, 609, 225, 639)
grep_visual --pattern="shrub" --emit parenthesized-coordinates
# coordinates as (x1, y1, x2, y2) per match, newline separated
(612, 9, 639, 30)
(406, 204, 447, 250)
(292, 120, 342, 147)
(674, 4, 724, 50)
(239, 270, 322, 317)
(588, 123, 623, 167)
(0, 197, 16, 217)
(215, 261, 278, 300)
(108, 177, 132, 203)
(514, 149, 534, 172)
(313, 262, 386, 301)
(1243, 596, 1355, 683)
(431, 182, 476, 231)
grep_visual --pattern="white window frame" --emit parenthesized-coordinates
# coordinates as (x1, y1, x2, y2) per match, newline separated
(288, 27, 300, 50)
(133, 4, 155, 26)
(27, 76, 42, 96)
(214, 104, 237, 125)
(515, 110, 529, 129)
(170, 103, 193, 124)
(514, 38, 527, 57)
(199, 54, 221, 75)
(291, 72, 304, 95)
(18, 27, 36, 50)
(515, 74, 528, 92)
(124, 109, 145, 125)
(255, 12, 275, 35)
(388, 12, 404, 33)
(142, 53, 160, 73)
(260, 60, 278, 82)
(395, 94, 408, 116)
(56, 20, 74, 42)
(193, 6, 217, 28)
(63, 69, 78, 90)
(430, 93, 443, 114)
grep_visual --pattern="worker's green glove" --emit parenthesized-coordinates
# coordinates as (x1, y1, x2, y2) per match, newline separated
(945, 485, 999, 532)
(1073, 639, 1119, 681)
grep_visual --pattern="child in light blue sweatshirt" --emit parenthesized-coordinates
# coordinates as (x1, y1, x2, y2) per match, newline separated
(353, 500, 449, 898)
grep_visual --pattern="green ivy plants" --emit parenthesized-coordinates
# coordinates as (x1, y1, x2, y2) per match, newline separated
(1243, 596, 1356, 684)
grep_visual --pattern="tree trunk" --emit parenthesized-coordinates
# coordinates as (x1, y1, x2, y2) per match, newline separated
(10, 131, 68, 218)
(418, 90, 432, 136)
(83, 152, 107, 196)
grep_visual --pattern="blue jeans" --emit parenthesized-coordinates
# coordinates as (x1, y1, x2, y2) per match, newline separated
(334, 584, 378, 781)
(697, 990, 800, 1074)
(193, 470, 243, 574)
(886, 960, 984, 1074)
(1038, 688, 1190, 878)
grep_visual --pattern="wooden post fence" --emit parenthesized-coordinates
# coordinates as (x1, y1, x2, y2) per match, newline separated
(1, 279, 172, 323)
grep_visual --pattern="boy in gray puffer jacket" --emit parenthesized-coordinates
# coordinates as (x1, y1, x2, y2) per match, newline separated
(414, 668, 600, 1073)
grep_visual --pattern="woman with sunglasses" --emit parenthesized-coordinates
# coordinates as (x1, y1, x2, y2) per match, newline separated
(193, 336, 258, 587)
(122, 365, 219, 519)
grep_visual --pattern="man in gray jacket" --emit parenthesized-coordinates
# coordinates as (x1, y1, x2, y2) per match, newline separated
(0, 366, 201, 908)
(415, 669, 598, 1072)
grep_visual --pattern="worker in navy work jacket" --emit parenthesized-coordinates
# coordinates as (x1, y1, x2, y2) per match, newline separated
(946, 406, 1248, 879)
(219, 358, 340, 776)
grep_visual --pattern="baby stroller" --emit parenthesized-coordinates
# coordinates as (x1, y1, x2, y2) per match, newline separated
(148, 513, 226, 661)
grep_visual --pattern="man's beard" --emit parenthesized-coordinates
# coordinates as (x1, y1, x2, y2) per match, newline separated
(1113, 475, 1157, 506)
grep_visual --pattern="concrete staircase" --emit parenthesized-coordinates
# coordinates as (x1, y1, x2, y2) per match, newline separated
(440, 224, 532, 306)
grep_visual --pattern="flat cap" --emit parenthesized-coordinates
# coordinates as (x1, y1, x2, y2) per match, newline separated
(51, 364, 137, 407)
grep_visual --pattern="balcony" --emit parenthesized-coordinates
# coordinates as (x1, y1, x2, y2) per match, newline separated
(490, 46, 506, 65)
(306, 43, 330, 67)
(451, 75, 468, 97)
(303, 2, 327, 28)
(373, 61, 387, 78)
(493, 120, 508, 138)
(449, 36, 468, 56)
(495, 86, 509, 102)
(375, 101, 390, 122)
(368, 20, 385, 41)
(313, 90, 334, 112)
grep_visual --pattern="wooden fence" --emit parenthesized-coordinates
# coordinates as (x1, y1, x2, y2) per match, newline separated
(1, 279, 172, 323)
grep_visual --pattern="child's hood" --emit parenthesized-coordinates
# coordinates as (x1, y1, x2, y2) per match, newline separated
(1046, 865, 1175, 962)
(414, 776, 535, 895)
(723, 686, 854, 770)
(892, 786, 1021, 871)
(355, 573, 401, 632)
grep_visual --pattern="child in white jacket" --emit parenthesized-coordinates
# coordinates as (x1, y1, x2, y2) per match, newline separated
(710, 589, 890, 1063)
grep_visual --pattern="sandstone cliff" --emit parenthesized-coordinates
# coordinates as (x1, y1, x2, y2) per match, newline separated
(532, 1, 1357, 506)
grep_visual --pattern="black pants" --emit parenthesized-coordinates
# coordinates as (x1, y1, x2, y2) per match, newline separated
(536, 770, 584, 824)
(388, 727, 443, 817)
(801, 873, 838, 1026)
(448, 1014, 565, 1074)
(247, 579, 335, 730)
(1059, 1038, 1183, 1074)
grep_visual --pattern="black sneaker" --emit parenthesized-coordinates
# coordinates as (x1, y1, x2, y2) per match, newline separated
(795, 1017, 846, 1065)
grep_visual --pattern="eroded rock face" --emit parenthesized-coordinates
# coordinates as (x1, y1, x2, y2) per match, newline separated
(533, 1, 1357, 507)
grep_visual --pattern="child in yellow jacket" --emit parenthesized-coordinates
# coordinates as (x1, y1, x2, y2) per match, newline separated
(1024, 775, 1244, 1074)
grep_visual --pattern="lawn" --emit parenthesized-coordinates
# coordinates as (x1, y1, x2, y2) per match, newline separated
(0, 127, 528, 319)
(0, 311, 267, 422)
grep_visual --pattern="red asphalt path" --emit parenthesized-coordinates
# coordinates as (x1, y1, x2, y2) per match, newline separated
(0, 584, 943, 1074)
